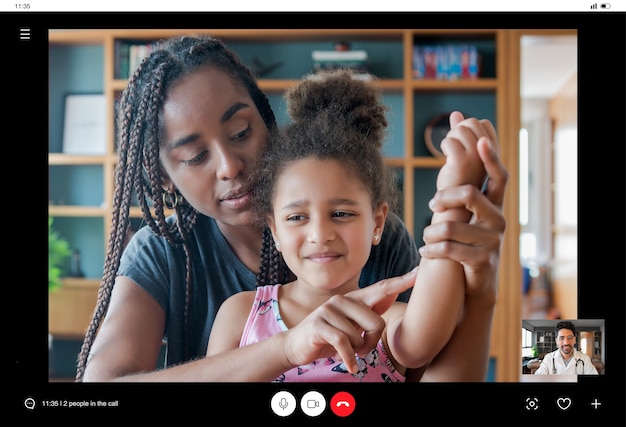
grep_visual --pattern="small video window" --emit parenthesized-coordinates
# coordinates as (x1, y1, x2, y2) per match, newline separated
(521, 319, 605, 382)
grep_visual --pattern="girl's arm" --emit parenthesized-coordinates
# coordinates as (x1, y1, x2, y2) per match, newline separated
(384, 210, 467, 370)
(385, 113, 488, 369)
(206, 291, 256, 356)
(84, 270, 415, 382)
(412, 131, 507, 382)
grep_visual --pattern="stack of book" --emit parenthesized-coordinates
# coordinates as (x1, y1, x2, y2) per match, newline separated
(114, 40, 155, 79)
(312, 50, 369, 74)
(413, 44, 480, 80)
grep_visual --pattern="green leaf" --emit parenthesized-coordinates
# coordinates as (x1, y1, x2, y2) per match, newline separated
(49, 217, 72, 291)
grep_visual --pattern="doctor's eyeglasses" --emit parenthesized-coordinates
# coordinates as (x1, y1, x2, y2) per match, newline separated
(557, 335, 575, 341)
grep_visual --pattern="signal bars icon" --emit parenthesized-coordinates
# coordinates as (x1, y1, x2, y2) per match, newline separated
(19, 28, 31, 41)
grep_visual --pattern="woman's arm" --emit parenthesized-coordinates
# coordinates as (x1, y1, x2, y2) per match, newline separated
(82, 276, 166, 381)
(83, 277, 298, 382)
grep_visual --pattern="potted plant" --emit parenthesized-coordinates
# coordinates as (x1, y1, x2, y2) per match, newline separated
(532, 344, 539, 358)
(49, 216, 71, 292)
(48, 216, 71, 376)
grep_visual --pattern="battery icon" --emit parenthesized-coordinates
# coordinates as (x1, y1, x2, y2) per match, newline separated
(601, 3, 610, 8)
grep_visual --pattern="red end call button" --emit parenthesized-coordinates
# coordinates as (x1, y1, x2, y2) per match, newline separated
(330, 391, 356, 417)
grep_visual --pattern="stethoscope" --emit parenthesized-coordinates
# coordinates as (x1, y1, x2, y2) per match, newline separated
(552, 354, 584, 374)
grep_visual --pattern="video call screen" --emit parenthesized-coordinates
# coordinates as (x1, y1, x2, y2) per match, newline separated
(7, 3, 624, 426)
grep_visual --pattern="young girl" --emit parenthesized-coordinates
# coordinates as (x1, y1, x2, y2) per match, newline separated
(206, 69, 488, 381)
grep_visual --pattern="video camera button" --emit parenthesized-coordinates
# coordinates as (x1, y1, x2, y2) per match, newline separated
(300, 390, 326, 417)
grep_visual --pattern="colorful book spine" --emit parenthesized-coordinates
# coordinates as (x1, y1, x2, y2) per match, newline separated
(413, 44, 480, 80)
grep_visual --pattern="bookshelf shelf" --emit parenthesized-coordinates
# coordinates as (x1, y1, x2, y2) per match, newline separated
(48, 154, 107, 165)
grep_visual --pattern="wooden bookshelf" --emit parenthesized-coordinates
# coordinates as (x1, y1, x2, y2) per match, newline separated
(49, 28, 521, 381)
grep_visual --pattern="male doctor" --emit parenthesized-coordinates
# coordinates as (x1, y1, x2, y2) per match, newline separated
(534, 321, 599, 375)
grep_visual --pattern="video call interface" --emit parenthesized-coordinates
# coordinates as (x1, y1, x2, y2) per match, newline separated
(7, 6, 625, 427)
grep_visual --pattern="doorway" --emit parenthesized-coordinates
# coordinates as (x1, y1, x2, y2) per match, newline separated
(519, 32, 577, 320)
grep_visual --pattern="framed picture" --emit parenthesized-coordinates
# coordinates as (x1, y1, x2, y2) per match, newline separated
(62, 93, 107, 155)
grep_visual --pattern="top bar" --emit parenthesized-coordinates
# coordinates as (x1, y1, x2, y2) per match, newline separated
(3, 1, 625, 13)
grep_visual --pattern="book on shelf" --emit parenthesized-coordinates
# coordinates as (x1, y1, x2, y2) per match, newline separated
(312, 49, 369, 74)
(307, 72, 373, 81)
(114, 40, 156, 79)
(312, 50, 368, 62)
(413, 44, 480, 80)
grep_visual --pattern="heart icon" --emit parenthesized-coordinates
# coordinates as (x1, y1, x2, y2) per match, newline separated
(557, 397, 572, 410)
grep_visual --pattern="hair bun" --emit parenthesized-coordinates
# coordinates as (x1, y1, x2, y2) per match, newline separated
(285, 69, 387, 148)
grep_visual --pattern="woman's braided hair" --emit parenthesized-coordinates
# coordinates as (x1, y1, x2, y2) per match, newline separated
(75, 35, 289, 381)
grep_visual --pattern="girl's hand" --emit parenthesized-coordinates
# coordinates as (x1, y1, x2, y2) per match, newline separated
(437, 111, 493, 190)
(282, 268, 417, 373)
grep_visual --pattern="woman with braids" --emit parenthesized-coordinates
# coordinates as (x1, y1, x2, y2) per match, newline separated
(77, 35, 508, 382)
(206, 69, 489, 382)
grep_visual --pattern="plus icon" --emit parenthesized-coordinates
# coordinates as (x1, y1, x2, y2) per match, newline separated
(590, 399, 602, 409)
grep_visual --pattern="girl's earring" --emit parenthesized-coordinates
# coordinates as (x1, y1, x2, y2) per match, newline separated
(275, 241, 281, 250)
(373, 234, 380, 241)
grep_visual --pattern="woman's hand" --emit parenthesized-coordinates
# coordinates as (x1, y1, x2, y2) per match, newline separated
(281, 268, 417, 373)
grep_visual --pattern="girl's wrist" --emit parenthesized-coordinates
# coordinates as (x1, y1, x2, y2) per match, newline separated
(465, 287, 497, 310)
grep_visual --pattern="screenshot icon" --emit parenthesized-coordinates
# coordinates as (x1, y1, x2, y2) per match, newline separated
(524, 396, 540, 411)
